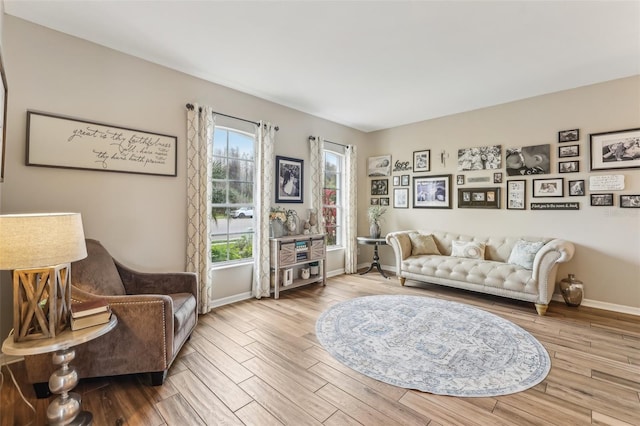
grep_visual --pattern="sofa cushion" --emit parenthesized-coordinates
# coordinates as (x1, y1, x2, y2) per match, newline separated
(451, 240, 485, 260)
(409, 233, 441, 256)
(508, 240, 545, 270)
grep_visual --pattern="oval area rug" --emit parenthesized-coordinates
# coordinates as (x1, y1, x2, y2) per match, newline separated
(315, 295, 550, 397)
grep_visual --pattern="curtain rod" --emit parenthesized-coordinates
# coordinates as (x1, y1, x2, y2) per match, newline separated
(186, 103, 279, 131)
(308, 135, 349, 148)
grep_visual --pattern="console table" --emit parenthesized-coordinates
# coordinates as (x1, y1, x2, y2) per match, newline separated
(2, 315, 117, 425)
(357, 236, 389, 278)
(270, 234, 326, 299)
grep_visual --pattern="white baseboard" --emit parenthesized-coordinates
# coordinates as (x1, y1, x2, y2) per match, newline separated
(210, 292, 253, 308)
(552, 294, 640, 316)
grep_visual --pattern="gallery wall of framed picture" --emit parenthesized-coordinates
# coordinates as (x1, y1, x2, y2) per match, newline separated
(369, 126, 638, 211)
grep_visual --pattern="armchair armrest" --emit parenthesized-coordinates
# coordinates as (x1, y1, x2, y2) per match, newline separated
(114, 260, 198, 297)
(532, 239, 575, 304)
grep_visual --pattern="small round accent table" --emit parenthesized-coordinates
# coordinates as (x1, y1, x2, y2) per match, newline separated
(2, 315, 117, 425)
(357, 236, 389, 278)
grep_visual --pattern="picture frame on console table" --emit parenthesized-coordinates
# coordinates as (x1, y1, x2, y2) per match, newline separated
(413, 175, 452, 209)
(590, 128, 640, 171)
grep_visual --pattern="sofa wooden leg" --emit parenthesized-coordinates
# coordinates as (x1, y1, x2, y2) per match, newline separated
(535, 304, 548, 316)
(33, 382, 51, 399)
(399, 277, 406, 286)
(150, 370, 168, 386)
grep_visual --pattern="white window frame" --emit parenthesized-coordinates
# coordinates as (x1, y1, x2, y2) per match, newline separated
(323, 148, 345, 248)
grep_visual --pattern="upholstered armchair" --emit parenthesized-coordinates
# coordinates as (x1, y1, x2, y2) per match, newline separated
(24, 239, 198, 397)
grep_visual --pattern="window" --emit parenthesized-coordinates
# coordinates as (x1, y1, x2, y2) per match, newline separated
(323, 150, 345, 247)
(210, 123, 256, 263)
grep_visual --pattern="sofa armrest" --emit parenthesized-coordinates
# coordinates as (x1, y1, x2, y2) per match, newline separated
(386, 231, 416, 276)
(532, 239, 575, 304)
(114, 260, 198, 298)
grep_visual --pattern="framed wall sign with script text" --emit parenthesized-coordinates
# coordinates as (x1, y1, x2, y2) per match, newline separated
(26, 111, 177, 176)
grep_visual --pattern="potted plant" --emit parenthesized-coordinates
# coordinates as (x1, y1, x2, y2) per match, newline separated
(367, 205, 387, 238)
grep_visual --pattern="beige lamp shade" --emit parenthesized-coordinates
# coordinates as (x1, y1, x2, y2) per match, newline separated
(0, 212, 87, 269)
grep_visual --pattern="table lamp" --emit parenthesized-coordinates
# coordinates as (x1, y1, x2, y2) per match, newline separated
(0, 213, 87, 342)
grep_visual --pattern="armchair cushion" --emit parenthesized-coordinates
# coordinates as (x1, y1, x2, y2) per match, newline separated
(73, 239, 126, 296)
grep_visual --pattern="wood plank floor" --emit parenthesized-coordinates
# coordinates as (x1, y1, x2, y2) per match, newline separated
(2, 272, 639, 425)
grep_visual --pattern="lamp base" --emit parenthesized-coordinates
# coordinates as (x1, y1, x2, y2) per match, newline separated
(13, 264, 72, 342)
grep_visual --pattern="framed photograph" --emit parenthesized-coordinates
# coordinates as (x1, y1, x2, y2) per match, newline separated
(393, 188, 409, 208)
(493, 172, 503, 184)
(393, 176, 400, 186)
(590, 128, 640, 171)
(568, 180, 585, 196)
(370, 198, 379, 205)
(507, 180, 526, 210)
(401, 175, 410, 186)
(591, 193, 614, 206)
(413, 150, 431, 172)
(456, 175, 465, 185)
(532, 178, 564, 197)
(0, 51, 6, 182)
(505, 144, 551, 176)
(558, 144, 579, 158)
(559, 160, 579, 173)
(368, 154, 392, 176)
(559, 129, 579, 142)
(620, 194, 640, 208)
(275, 155, 303, 203)
(371, 179, 388, 195)
(458, 187, 501, 209)
(26, 110, 178, 176)
(413, 174, 452, 209)
(380, 197, 390, 206)
(457, 145, 501, 170)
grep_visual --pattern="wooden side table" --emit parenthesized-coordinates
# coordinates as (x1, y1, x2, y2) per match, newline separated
(357, 236, 389, 278)
(2, 315, 117, 425)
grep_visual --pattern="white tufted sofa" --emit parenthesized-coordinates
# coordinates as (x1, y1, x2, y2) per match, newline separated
(385, 230, 575, 315)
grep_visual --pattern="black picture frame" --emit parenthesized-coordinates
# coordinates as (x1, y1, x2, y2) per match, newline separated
(275, 155, 303, 203)
(393, 188, 409, 208)
(558, 144, 580, 158)
(458, 187, 501, 209)
(401, 175, 410, 186)
(591, 193, 614, 206)
(371, 179, 388, 195)
(559, 160, 579, 173)
(413, 174, 452, 209)
(493, 172, 503, 184)
(620, 194, 640, 208)
(456, 175, 465, 185)
(568, 180, 585, 196)
(590, 128, 640, 171)
(0, 51, 6, 182)
(413, 150, 431, 172)
(380, 197, 390, 206)
(559, 129, 579, 142)
(506, 180, 526, 210)
(532, 178, 564, 197)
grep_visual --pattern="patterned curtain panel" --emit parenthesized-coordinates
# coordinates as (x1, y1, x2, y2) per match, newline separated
(253, 122, 276, 298)
(309, 136, 326, 235)
(186, 105, 215, 314)
(344, 145, 358, 273)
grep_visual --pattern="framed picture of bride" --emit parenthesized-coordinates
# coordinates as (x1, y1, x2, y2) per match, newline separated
(275, 155, 303, 203)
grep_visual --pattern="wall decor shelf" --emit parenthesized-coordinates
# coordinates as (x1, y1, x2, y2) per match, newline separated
(270, 233, 326, 299)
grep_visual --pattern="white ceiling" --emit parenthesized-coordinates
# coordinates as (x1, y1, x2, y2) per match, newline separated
(4, 1, 640, 132)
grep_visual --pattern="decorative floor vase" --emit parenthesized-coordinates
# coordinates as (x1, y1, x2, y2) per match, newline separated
(559, 274, 584, 307)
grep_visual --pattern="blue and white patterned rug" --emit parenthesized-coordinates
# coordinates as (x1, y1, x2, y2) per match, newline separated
(315, 295, 550, 397)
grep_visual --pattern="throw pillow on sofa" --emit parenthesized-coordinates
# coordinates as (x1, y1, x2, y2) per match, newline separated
(451, 240, 486, 259)
(409, 233, 441, 256)
(508, 240, 545, 269)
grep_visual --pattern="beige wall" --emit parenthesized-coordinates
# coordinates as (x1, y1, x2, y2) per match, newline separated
(363, 75, 640, 311)
(0, 16, 365, 336)
(1, 15, 638, 343)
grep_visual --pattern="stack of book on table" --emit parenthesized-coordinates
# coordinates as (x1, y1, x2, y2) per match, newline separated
(70, 299, 112, 331)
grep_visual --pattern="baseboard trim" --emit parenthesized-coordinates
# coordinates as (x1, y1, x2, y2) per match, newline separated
(552, 294, 640, 316)
(210, 292, 253, 309)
